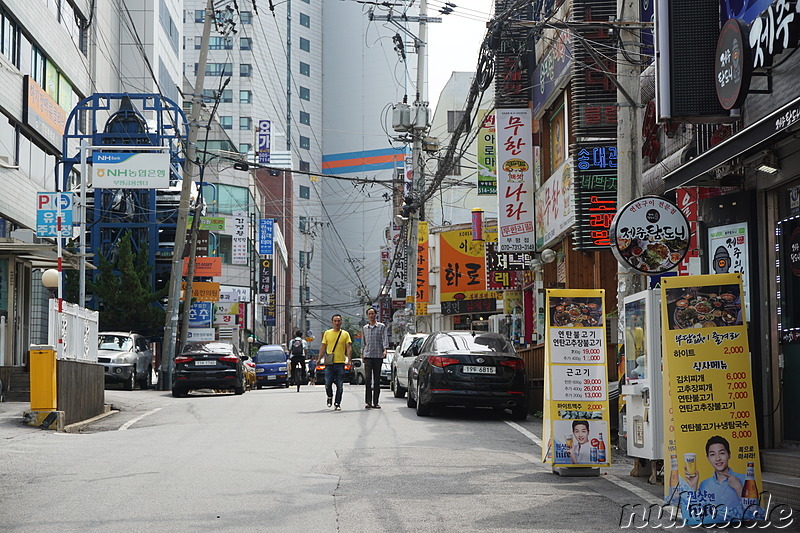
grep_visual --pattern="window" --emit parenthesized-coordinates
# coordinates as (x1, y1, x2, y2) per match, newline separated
(240, 37, 252, 50)
(240, 117, 252, 130)
(447, 110, 466, 133)
(159, 0, 179, 54)
(299, 61, 310, 76)
(198, 62, 232, 76)
(299, 160, 311, 172)
(203, 89, 232, 103)
(299, 216, 308, 233)
(299, 111, 310, 125)
(240, 11, 252, 24)
(205, 36, 233, 50)
(299, 136, 311, 149)
(239, 143, 251, 154)
(220, 116, 233, 129)
(240, 64, 252, 77)
(194, 9, 205, 22)
(299, 185, 310, 199)
(299, 87, 310, 101)
(240, 90, 252, 103)
(299, 13, 310, 27)
(299, 37, 310, 52)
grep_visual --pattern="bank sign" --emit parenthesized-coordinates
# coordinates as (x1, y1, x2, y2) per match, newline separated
(93, 152, 170, 189)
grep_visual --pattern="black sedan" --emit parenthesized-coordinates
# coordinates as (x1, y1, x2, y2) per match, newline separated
(172, 341, 248, 397)
(406, 331, 528, 419)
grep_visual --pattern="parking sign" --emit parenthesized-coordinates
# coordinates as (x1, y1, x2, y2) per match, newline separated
(36, 192, 73, 237)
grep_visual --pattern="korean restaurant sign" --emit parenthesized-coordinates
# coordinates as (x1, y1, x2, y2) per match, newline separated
(92, 152, 170, 189)
(542, 289, 611, 468)
(23, 76, 66, 151)
(535, 159, 575, 250)
(532, 32, 572, 117)
(715, 19, 752, 110)
(610, 196, 690, 275)
(439, 227, 498, 316)
(661, 274, 763, 525)
(496, 108, 535, 252)
(572, 143, 618, 250)
(708, 223, 751, 319)
(477, 111, 497, 195)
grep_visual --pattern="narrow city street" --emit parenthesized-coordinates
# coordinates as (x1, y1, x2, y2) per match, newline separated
(0, 383, 670, 533)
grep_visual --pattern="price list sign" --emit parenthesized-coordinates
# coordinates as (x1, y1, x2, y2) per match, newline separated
(542, 289, 611, 468)
(661, 274, 763, 525)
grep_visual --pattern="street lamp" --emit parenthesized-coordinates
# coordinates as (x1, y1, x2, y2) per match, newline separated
(41, 269, 59, 297)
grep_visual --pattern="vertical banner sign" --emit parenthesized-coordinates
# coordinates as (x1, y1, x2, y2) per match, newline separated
(661, 274, 763, 524)
(232, 211, 248, 265)
(708, 223, 750, 319)
(676, 187, 702, 276)
(543, 289, 611, 467)
(259, 218, 274, 255)
(392, 222, 407, 302)
(778, 216, 800, 344)
(257, 120, 271, 163)
(259, 259, 273, 294)
(535, 161, 576, 249)
(477, 110, 497, 195)
(416, 221, 429, 316)
(496, 108, 535, 252)
(264, 293, 277, 327)
(404, 153, 414, 198)
(439, 228, 497, 315)
(572, 143, 618, 250)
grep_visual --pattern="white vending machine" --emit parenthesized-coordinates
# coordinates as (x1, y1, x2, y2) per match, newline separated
(621, 289, 663, 460)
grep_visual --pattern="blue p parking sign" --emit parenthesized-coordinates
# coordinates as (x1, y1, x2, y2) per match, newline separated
(36, 192, 73, 237)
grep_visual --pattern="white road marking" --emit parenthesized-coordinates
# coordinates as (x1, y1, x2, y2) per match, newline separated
(119, 407, 162, 431)
(504, 420, 663, 506)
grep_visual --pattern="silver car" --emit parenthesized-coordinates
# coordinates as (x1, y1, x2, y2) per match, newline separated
(97, 332, 154, 390)
(391, 333, 428, 398)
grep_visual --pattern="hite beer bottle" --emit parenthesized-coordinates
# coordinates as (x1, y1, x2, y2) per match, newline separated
(741, 462, 759, 510)
(597, 433, 606, 463)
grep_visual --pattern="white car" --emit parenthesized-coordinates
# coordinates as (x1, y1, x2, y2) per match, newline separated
(391, 333, 428, 398)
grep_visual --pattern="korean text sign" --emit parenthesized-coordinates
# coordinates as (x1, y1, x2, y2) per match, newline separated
(495, 109, 535, 252)
(543, 289, 610, 467)
(259, 218, 274, 255)
(661, 274, 763, 525)
(477, 110, 497, 195)
(232, 211, 248, 265)
(36, 192, 73, 237)
(416, 221, 429, 315)
(438, 228, 498, 314)
(93, 152, 169, 189)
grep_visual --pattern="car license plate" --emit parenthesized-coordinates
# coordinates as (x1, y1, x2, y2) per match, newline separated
(463, 366, 495, 374)
(267, 375, 276, 380)
(194, 360, 215, 366)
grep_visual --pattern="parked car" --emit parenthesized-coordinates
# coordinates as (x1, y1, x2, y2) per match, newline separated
(172, 341, 248, 397)
(380, 350, 395, 387)
(253, 344, 289, 388)
(351, 358, 365, 385)
(314, 360, 355, 386)
(405, 331, 528, 419)
(97, 332, 154, 390)
(391, 333, 428, 398)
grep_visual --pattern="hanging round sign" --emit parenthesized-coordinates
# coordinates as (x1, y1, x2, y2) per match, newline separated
(609, 196, 690, 275)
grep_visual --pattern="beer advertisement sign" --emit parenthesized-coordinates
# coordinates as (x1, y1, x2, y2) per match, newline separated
(661, 273, 763, 525)
(543, 289, 611, 468)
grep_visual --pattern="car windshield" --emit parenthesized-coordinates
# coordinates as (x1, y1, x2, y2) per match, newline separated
(434, 333, 513, 354)
(98, 335, 133, 351)
(254, 350, 285, 364)
(182, 342, 235, 354)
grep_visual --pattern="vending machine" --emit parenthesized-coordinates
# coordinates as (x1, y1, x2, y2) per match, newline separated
(621, 289, 663, 460)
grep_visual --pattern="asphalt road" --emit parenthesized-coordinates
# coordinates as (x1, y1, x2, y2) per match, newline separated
(1, 382, 675, 532)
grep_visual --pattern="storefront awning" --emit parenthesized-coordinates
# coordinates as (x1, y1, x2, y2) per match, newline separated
(0, 242, 93, 270)
(663, 94, 800, 192)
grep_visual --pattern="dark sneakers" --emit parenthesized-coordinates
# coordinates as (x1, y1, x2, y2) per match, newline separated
(334, 405, 341, 411)
(365, 404, 372, 409)
(327, 397, 332, 408)
(373, 404, 381, 409)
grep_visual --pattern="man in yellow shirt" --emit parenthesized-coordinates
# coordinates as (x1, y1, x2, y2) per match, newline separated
(320, 314, 352, 410)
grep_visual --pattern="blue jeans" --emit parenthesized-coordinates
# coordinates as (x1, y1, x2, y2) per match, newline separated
(325, 363, 345, 406)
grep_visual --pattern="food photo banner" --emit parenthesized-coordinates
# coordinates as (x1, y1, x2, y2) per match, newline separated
(660, 273, 763, 525)
(543, 289, 611, 468)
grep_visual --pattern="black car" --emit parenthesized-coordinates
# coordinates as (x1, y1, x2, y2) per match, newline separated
(406, 331, 528, 419)
(172, 341, 248, 397)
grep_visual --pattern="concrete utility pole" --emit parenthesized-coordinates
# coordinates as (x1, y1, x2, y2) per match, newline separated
(616, 0, 645, 330)
(160, 0, 215, 389)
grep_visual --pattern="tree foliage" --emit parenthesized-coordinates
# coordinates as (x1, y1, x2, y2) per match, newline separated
(90, 232, 166, 338)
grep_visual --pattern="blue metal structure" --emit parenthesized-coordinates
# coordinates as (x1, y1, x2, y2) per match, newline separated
(60, 93, 188, 296)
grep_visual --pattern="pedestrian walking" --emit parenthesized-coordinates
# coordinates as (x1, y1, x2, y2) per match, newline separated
(320, 314, 352, 410)
(362, 307, 388, 409)
(289, 330, 307, 392)
(307, 355, 317, 385)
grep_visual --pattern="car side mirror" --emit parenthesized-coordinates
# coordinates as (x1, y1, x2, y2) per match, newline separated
(241, 355, 250, 361)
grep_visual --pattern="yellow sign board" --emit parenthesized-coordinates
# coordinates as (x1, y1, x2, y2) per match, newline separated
(543, 289, 611, 467)
(181, 281, 220, 302)
(661, 273, 763, 524)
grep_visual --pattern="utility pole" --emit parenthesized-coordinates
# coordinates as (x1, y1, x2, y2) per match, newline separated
(160, 0, 215, 389)
(373, 1, 440, 333)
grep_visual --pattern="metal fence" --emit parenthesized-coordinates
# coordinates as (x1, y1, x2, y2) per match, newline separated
(48, 300, 99, 361)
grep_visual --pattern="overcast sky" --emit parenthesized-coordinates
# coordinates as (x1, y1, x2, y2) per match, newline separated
(426, 1, 493, 109)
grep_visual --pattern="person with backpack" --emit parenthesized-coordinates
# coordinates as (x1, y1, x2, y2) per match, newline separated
(289, 331, 307, 392)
